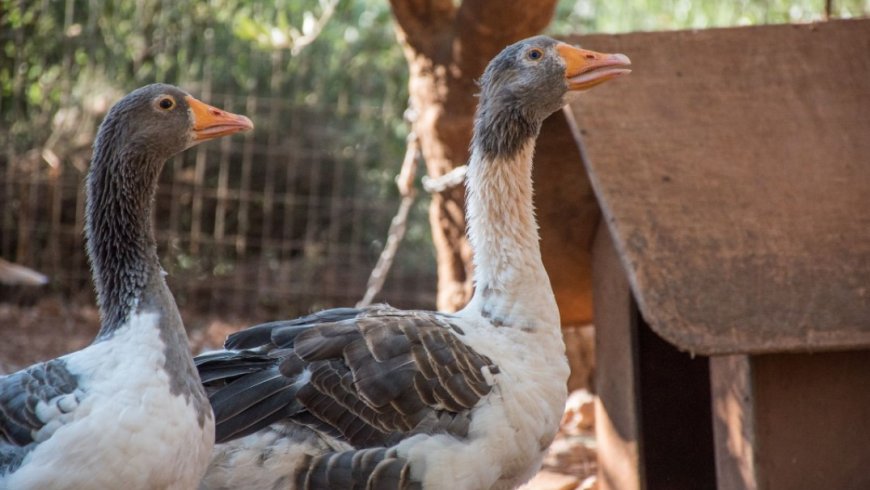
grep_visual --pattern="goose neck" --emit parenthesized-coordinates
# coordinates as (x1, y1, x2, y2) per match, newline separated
(464, 137, 559, 329)
(85, 143, 166, 338)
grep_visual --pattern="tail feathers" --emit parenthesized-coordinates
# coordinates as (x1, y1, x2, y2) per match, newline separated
(297, 447, 421, 490)
(210, 367, 305, 443)
(214, 386, 303, 443)
(195, 351, 274, 385)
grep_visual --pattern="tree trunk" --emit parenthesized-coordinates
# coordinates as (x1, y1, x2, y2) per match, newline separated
(389, 0, 557, 311)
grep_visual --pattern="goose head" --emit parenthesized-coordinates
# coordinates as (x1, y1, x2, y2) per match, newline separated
(479, 35, 630, 121)
(94, 83, 253, 163)
(473, 36, 630, 160)
(86, 84, 253, 333)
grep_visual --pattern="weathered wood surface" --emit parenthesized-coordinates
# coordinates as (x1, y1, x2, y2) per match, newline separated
(752, 351, 870, 489)
(591, 224, 641, 490)
(710, 355, 757, 490)
(564, 19, 870, 354)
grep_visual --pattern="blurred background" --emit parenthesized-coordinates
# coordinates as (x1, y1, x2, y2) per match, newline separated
(2, 2, 867, 488)
(1, 0, 867, 351)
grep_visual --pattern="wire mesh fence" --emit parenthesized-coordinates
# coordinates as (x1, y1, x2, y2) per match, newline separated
(0, 93, 437, 317)
(0, 2, 436, 319)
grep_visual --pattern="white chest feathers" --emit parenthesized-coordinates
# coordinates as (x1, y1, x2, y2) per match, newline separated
(398, 319, 569, 490)
(4, 312, 215, 490)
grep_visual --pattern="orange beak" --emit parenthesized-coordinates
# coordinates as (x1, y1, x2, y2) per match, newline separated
(186, 96, 254, 142)
(556, 43, 631, 91)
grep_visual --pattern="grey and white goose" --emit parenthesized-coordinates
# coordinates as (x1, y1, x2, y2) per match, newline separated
(197, 36, 630, 490)
(0, 84, 252, 489)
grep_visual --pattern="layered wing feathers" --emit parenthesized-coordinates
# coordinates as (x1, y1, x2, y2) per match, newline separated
(0, 359, 79, 474)
(0, 359, 78, 447)
(198, 305, 499, 487)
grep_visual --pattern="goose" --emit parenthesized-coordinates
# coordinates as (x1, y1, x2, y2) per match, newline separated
(0, 259, 48, 286)
(197, 36, 630, 490)
(0, 83, 253, 489)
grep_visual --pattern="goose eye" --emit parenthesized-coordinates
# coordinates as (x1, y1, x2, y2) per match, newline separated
(527, 48, 544, 61)
(158, 97, 176, 110)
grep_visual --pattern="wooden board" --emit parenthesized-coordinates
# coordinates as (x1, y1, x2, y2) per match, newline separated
(564, 20, 870, 354)
(752, 351, 870, 489)
(592, 223, 642, 490)
(710, 355, 758, 490)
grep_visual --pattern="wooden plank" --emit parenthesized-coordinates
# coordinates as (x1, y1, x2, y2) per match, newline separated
(564, 19, 870, 354)
(710, 355, 758, 490)
(752, 351, 870, 490)
(592, 222, 641, 490)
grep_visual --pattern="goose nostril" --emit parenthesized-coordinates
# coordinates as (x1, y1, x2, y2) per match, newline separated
(585, 54, 596, 60)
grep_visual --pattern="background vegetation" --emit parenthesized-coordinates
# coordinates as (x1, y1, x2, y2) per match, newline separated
(1, 0, 866, 316)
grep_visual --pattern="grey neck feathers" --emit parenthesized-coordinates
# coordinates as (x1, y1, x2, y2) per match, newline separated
(86, 131, 165, 339)
(465, 106, 558, 327)
(83, 111, 212, 424)
(472, 94, 541, 162)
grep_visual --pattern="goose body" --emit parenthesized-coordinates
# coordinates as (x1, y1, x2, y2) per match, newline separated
(198, 36, 630, 490)
(0, 84, 253, 489)
(0, 311, 211, 490)
(199, 304, 566, 490)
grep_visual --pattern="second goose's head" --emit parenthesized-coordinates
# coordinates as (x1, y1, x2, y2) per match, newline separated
(478, 36, 631, 121)
(474, 36, 630, 159)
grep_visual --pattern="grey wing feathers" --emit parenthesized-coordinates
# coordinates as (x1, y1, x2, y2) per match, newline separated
(224, 307, 363, 350)
(208, 365, 305, 442)
(0, 358, 78, 470)
(197, 305, 498, 487)
(294, 309, 495, 415)
(196, 350, 276, 386)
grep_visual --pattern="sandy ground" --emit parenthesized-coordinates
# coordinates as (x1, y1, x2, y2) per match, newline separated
(0, 299, 598, 489)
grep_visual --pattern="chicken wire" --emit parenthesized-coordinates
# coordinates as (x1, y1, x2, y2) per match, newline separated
(1, 1, 437, 319)
(0, 92, 436, 317)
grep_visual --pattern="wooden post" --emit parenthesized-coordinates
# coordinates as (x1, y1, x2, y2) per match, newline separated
(710, 355, 758, 490)
(592, 223, 642, 490)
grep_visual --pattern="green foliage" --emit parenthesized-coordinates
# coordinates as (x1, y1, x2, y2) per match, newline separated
(0, 0, 411, 205)
(1, 0, 432, 312)
(0, 0, 406, 151)
(4, 0, 865, 181)
(2, 0, 867, 311)
(3, 0, 867, 168)
(551, 0, 869, 34)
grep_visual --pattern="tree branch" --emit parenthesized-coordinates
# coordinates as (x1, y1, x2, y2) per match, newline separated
(454, 0, 558, 75)
(288, 0, 340, 55)
(388, 0, 456, 50)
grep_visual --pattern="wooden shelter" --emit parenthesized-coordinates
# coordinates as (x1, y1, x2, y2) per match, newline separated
(534, 19, 870, 489)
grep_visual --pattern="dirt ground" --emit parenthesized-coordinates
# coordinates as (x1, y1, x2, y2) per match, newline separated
(0, 299, 598, 489)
